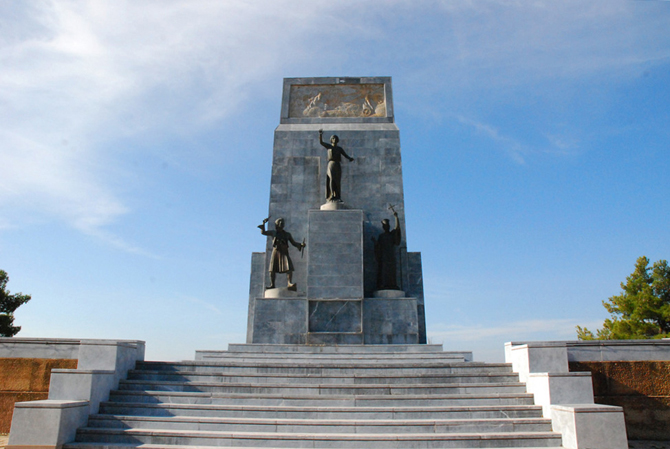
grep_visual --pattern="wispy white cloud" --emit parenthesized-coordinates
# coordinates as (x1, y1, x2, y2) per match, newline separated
(1, 0, 668, 249)
(455, 115, 528, 163)
(183, 295, 222, 315)
(0, 1, 351, 247)
(428, 318, 601, 343)
(429, 0, 670, 84)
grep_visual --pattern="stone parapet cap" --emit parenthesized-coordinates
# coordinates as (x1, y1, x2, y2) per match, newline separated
(0, 337, 81, 345)
(13, 399, 88, 409)
(79, 339, 145, 348)
(551, 403, 624, 413)
(507, 339, 670, 348)
(0, 337, 144, 347)
(50, 369, 115, 374)
(529, 372, 591, 377)
(506, 341, 568, 350)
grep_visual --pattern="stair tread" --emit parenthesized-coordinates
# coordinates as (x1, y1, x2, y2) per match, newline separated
(120, 379, 523, 388)
(68, 446, 559, 449)
(129, 370, 514, 378)
(100, 401, 542, 411)
(89, 414, 551, 425)
(110, 390, 534, 399)
(77, 427, 561, 440)
(72, 349, 565, 448)
(139, 361, 509, 367)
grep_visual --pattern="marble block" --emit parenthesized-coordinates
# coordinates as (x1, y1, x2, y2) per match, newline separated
(307, 209, 364, 299)
(308, 300, 362, 333)
(251, 298, 307, 344)
(363, 297, 419, 344)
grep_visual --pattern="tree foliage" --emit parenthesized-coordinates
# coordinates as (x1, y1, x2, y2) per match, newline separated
(0, 270, 32, 337)
(577, 256, 670, 340)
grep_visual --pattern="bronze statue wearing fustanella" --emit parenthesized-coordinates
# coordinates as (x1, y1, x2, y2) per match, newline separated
(258, 217, 305, 291)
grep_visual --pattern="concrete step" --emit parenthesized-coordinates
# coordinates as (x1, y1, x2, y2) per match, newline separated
(86, 415, 554, 434)
(126, 370, 519, 385)
(108, 390, 537, 407)
(194, 353, 469, 362)
(136, 361, 513, 376)
(66, 445, 561, 449)
(224, 343, 448, 354)
(117, 379, 527, 395)
(69, 344, 565, 449)
(99, 402, 545, 420)
(73, 428, 563, 448)
(66, 446, 562, 449)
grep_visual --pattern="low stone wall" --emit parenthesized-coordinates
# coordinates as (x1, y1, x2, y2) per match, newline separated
(570, 361, 670, 440)
(0, 358, 77, 433)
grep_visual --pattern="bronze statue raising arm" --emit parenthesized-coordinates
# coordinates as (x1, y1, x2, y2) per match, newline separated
(318, 129, 354, 162)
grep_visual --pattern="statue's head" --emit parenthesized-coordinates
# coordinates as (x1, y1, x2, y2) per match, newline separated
(275, 218, 285, 229)
(381, 218, 390, 232)
(331, 135, 339, 145)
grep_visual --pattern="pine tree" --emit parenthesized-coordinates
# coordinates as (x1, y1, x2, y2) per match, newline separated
(577, 256, 670, 340)
(0, 270, 32, 337)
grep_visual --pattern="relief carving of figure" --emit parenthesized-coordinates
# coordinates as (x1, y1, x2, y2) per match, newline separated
(298, 89, 386, 118)
(303, 92, 323, 117)
(258, 217, 305, 290)
(372, 210, 402, 290)
(318, 130, 354, 202)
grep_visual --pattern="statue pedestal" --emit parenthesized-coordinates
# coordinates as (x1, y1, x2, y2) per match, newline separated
(373, 289, 406, 298)
(320, 201, 349, 211)
(264, 287, 301, 298)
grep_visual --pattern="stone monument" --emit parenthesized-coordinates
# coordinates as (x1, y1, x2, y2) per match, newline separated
(247, 77, 426, 344)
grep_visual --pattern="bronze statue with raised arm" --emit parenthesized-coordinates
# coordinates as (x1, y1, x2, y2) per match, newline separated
(372, 209, 402, 290)
(258, 217, 306, 291)
(318, 129, 354, 202)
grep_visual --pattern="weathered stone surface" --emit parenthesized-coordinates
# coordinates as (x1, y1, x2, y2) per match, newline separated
(308, 300, 362, 333)
(363, 297, 419, 344)
(305, 333, 364, 345)
(251, 298, 307, 344)
(307, 210, 364, 300)
(246, 252, 265, 343)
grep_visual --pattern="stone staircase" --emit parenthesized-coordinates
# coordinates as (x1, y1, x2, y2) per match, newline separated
(63, 344, 564, 449)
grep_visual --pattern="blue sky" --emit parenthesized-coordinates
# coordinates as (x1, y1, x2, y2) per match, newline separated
(1, 1, 669, 361)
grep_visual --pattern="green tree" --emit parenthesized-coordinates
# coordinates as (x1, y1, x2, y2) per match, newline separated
(577, 256, 670, 340)
(0, 270, 32, 337)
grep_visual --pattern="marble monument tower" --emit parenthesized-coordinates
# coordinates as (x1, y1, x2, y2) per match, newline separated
(247, 77, 426, 345)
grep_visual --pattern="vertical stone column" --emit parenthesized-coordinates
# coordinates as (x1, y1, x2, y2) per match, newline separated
(307, 209, 364, 300)
(306, 209, 364, 344)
